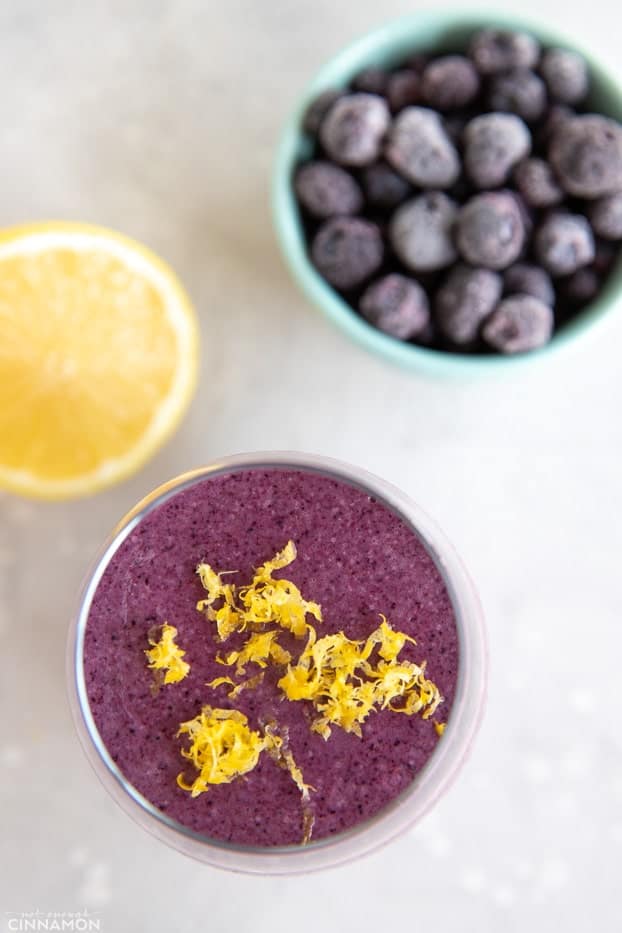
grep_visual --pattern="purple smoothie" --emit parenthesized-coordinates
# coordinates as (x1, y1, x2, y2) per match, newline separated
(83, 468, 459, 847)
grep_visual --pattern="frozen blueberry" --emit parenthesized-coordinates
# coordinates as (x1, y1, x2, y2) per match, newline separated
(421, 56, 480, 110)
(513, 158, 564, 207)
(359, 273, 430, 339)
(482, 295, 554, 353)
(311, 217, 384, 289)
(293, 34, 619, 358)
(302, 89, 343, 136)
(535, 212, 595, 276)
(537, 104, 575, 149)
(294, 161, 363, 218)
(320, 93, 391, 167)
(549, 114, 622, 198)
(351, 68, 389, 95)
(540, 48, 589, 105)
(488, 69, 547, 123)
(464, 113, 531, 188)
(385, 107, 460, 188)
(361, 161, 412, 211)
(387, 70, 420, 112)
(562, 267, 600, 304)
(389, 193, 458, 272)
(435, 264, 502, 344)
(587, 193, 622, 240)
(504, 262, 555, 306)
(469, 28, 540, 74)
(455, 191, 526, 269)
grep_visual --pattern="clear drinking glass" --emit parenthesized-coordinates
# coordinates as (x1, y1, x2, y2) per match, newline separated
(67, 452, 487, 874)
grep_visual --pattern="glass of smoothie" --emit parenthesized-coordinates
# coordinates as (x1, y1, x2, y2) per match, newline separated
(67, 452, 486, 874)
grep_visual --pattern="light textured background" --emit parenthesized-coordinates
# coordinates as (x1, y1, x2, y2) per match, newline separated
(1, 1, 621, 930)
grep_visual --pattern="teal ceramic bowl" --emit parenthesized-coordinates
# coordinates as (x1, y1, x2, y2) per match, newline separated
(273, 11, 622, 376)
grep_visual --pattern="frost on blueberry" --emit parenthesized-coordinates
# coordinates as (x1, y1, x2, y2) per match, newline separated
(488, 69, 547, 123)
(421, 56, 480, 110)
(469, 28, 540, 74)
(385, 107, 460, 188)
(311, 217, 383, 289)
(390, 193, 458, 272)
(435, 264, 502, 345)
(464, 113, 531, 189)
(455, 191, 526, 270)
(588, 193, 622, 240)
(513, 158, 563, 208)
(535, 212, 595, 276)
(320, 93, 391, 167)
(504, 263, 555, 307)
(359, 274, 430, 340)
(540, 48, 589, 105)
(482, 296, 554, 353)
(549, 115, 622, 198)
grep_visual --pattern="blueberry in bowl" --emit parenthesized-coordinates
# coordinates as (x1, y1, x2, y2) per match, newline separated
(273, 13, 622, 374)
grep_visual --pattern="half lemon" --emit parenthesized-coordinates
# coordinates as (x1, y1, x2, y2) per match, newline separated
(0, 222, 199, 499)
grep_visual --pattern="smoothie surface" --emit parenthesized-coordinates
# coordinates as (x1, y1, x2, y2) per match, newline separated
(83, 467, 459, 846)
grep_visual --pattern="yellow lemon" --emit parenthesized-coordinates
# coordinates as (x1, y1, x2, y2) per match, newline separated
(0, 222, 199, 500)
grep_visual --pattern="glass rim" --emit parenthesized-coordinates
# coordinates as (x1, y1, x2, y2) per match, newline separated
(67, 451, 487, 874)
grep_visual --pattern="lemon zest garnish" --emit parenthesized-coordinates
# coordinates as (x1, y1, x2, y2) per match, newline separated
(206, 676, 237, 690)
(365, 615, 417, 662)
(176, 705, 312, 836)
(237, 543, 321, 639)
(262, 719, 316, 844)
(228, 672, 265, 698)
(196, 563, 236, 604)
(206, 672, 266, 699)
(269, 641, 293, 667)
(217, 630, 293, 676)
(144, 623, 190, 686)
(193, 548, 442, 770)
(196, 564, 244, 641)
(434, 721, 446, 736)
(239, 577, 322, 638)
(262, 720, 315, 799)
(254, 540, 298, 579)
(212, 603, 246, 642)
(196, 542, 322, 642)
(278, 616, 442, 739)
(177, 706, 267, 798)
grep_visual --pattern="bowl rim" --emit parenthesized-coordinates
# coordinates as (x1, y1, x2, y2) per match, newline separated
(272, 9, 622, 375)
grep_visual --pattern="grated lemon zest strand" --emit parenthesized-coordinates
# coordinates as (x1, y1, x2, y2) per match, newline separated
(206, 672, 266, 699)
(176, 706, 313, 841)
(195, 564, 244, 641)
(176, 706, 266, 798)
(219, 630, 291, 675)
(262, 720, 316, 844)
(196, 541, 322, 642)
(278, 616, 442, 739)
(144, 622, 190, 686)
